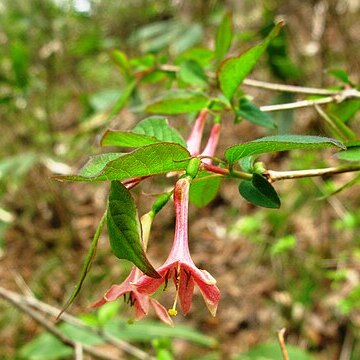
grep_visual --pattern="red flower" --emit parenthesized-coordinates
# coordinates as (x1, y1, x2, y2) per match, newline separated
(91, 266, 173, 326)
(134, 177, 220, 317)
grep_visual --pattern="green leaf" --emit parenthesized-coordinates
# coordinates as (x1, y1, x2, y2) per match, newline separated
(77, 153, 125, 178)
(107, 181, 159, 278)
(101, 117, 186, 148)
(55, 143, 190, 182)
(105, 318, 217, 348)
(11, 41, 29, 89)
(337, 145, 360, 162)
(172, 23, 203, 55)
(60, 323, 103, 345)
(58, 212, 106, 319)
(101, 131, 160, 148)
(132, 116, 186, 146)
(234, 341, 314, 360)
(239, 174, 280, 209)
(146, 91, 209, 114)
(327, 69, 353, 85)
(218, 21, 284, 100)
(179, 60, 208, 86)
(328, 99, 360, 123)
(190, 172, 222, 207)
(176, 47, 214, 67)
(111, 50, 130, 76)
(270, 235, 297, 255)
(106, 79, 137, 122)
(19, 333, 73, 360)
(215, 13, 232, 61)
(225, 135, 345, 164)
(236, 98, 276, 129)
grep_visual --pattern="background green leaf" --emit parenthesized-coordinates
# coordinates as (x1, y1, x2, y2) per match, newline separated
(58, 212, 106, 318)
(239, 173, 281, 209)
(190, 172, 222, 207)
(337, 145, 360, 162)
(218, 21, 284, 100)
(215, 13, 232, 61)
(146, 91, 209, 114)
(225, 135, 345, 164)
(233, 341, 314, 360)
(107, 181, 159, 277)
(179, 59, 208, 86)
(105, 319, 217, 347)
(236, 98, 276, 129)
(56, 143, 190, 182)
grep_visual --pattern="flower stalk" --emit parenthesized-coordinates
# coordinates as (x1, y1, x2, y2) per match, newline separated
(134, 177, 220, 317)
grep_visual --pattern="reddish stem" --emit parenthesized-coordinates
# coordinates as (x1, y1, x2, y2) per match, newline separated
(202, 163, 229, 175)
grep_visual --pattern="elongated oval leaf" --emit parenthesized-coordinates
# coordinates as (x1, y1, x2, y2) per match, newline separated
(215, 13, 232, 61)
(78, 153, 125, 177)
(146, 91, 209, 114)
(107, 181, 159, 278)
(101, 116, 186, 148)
(337, 146, 360, 162)
(101, 132, 159, 148)
(55, 143, 190, 182)
(58, 212, 107, 319)
(239, 173, 280, 208)
(132, 116, 186, 146)
(225, 135, 345, 164)
(218, 21, 284, 100)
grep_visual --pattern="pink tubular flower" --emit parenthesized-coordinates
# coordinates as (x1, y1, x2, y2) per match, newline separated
(186, 109, 207, 156)
(134, 177, 220, 317)
(91, 266, 173, 326)
(199, 123, 221, 165)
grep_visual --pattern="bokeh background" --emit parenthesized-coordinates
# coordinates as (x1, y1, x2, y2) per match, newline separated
(1, 0, 360, 359)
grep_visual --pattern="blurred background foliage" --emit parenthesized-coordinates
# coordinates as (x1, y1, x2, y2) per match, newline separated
(1, 0, 360, 359)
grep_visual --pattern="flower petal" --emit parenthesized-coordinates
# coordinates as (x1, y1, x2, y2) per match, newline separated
(104, 283, 131, 302)
(90, 297, 107, 308)
(150, 298, 174, 327)
(178, 266, 195, 315)
(133, 293, 150, 320)
(134, 263, 174, 294)
(194, 276, 220, 317)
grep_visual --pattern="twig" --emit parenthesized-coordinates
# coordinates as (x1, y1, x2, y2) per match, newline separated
(260, 96, 335, 112)
(0, 287, 119, 360)
(277, 328, 289, 360)
(243, 78, 338, 95)
(158, 64, 360, 98)
(75, 343, 84, 360)
(0, 286, 154, 360)
(265, 164, 360, 182)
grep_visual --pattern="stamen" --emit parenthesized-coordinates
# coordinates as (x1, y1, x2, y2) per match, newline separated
(168, 288, 179, 317)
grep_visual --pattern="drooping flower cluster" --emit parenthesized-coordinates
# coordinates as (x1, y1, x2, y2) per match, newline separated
(93, 109, 221, 324)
